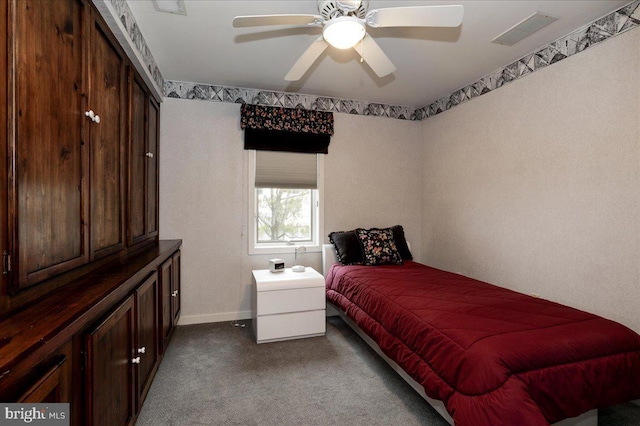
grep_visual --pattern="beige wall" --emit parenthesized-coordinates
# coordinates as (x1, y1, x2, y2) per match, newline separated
(160, 28, 640, 332)
(420, 29, 640, 333)
(159, 99, 422, 324)
(324, 114, 423, 256)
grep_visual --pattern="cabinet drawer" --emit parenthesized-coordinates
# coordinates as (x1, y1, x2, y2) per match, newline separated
(256, 310, 325, 343)
(17, 357, 66, 403)
(257, 287, 325, 315)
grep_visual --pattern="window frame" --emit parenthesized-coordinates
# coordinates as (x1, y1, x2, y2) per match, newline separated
(247, 150, 324, 255)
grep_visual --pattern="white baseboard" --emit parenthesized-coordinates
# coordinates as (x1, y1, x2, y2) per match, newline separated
(178, 310, 252, 325)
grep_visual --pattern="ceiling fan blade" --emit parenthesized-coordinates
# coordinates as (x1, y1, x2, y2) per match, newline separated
(285, 37, 329, 81)
(233, 14, 323, 28)
(366, 5, 464, 28)
(355, 34, 396, 78)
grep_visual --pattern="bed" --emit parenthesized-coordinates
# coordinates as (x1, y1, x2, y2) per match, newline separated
(322, 230, 640, 426)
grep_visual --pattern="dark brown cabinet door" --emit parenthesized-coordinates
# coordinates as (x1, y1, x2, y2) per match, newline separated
(135, 272, 159, 409)
(159, 258, 173, 353)
(159, 251, 180, 354)
(128, 77, 147, 246)
(171, 250, 181, 325)
(86, 295, 135, 426)
(147, 98, 159, 238)
(17, 357, 67, 403)
(89, 15, 125, 260)
(0, 0, 8, 291)
(127, 75, 159, 247)
(10, 0, 88, 291)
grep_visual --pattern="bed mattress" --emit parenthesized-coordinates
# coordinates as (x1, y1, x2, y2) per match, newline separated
(325, 261, 640, 426)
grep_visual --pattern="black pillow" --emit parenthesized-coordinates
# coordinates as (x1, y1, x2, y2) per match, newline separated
(389, 225, 413, 261)
(328, 230, 364, 265)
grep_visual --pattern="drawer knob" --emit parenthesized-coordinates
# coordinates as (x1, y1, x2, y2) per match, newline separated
(172, 290, 178, 297)
(132, 357, 141, 364)
(146, 152, 154, 158)
(137, 347, 146, 354)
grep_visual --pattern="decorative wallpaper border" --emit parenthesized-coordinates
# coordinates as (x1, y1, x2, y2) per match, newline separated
(160, 1, 640, 122)
(109, 0, 164, 90)
(414, 0, 640, 120)
(163, 81, 417, 120)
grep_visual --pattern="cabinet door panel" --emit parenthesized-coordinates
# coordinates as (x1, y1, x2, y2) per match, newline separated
(17, 357, 67, 403)
(146, 99, 159, 238)
(128, 78, 146, 245)
(86, 295, 135, 426)
(171, 251, 181, 324)
(159, 258, 173, 353)
(89, 19, 125, 259)
(12, 0, 88, 290)
(136, 272, 158, 409)
(0, 0, 7, 286)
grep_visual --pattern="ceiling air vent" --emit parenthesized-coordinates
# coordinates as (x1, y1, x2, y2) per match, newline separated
(152, 0, 187, 16)
(492, 12, 558, 46)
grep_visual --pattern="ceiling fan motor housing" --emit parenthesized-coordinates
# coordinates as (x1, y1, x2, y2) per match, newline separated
(318, 0, 368, 20)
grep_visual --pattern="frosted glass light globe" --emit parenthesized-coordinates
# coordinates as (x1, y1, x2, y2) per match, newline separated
(323, 16, 366, 49)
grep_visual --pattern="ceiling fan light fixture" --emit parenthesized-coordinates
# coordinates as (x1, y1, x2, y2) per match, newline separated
(323, 16, 366, 49)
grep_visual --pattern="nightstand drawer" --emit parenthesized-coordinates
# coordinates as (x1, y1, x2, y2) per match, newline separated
(257, 310, 325, 342)
(257, 287, 325, 315)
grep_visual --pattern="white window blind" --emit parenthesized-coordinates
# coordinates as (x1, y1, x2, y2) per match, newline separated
(255, 151, 317, 189)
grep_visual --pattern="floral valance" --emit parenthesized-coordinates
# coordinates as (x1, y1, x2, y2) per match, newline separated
(240, 104, 333, 154)
(240, 104, 334, 135)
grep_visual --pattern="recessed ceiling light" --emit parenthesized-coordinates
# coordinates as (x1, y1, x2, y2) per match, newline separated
(492, 12, 558, 46)
(152, 0, 187, 16)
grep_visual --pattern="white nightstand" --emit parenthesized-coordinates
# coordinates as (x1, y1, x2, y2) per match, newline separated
(252, 267, 326, 344)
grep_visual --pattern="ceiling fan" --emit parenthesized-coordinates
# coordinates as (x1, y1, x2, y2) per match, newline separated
(233, 0, 464, 81)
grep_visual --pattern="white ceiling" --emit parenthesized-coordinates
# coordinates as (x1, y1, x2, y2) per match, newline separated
(128, 0, 630, 107)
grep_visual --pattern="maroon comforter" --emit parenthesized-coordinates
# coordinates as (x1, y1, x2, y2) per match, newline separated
(325, 261, 640, 426)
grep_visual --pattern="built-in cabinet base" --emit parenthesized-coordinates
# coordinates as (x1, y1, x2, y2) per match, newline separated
(0, 240, 181, 426)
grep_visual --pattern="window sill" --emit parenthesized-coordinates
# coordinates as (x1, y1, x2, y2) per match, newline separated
(248, 244, 322, 256)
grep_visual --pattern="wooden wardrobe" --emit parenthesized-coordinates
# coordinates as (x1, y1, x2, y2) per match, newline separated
(0, 1, 181, 424)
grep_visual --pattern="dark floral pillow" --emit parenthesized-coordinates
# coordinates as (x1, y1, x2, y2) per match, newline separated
(355, 228, 403, 266)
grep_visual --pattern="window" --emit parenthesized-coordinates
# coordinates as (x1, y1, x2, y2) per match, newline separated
(256, 188, 314, 243)
(248, 150, 323, 254)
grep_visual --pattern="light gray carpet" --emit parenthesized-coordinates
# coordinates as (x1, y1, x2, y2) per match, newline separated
(137, 317, 640, 426)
